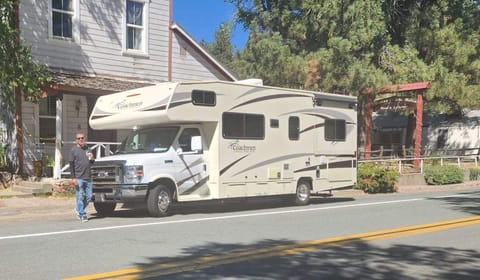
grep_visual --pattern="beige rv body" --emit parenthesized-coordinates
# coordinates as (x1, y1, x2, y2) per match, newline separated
(89, 81, 357, 214)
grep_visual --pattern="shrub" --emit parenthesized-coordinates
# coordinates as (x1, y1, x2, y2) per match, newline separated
(356, 163, 399, 193)
(469, 168, 480, 181)
(424, 165, 464, 185)
(0, 145, 5, 169)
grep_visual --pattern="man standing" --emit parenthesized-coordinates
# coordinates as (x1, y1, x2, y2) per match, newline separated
(69, 132, 94, 222)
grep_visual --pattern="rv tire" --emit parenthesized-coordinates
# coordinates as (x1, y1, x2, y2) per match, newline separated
(147, 184, 172, 217)
(94, 202, 116, 216)
(295, 180, 311, 205)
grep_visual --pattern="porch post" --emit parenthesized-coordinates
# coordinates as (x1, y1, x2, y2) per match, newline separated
(414, 90, 424, 168)
(365, 92, 373, 159)
(53, 96, 63, 179)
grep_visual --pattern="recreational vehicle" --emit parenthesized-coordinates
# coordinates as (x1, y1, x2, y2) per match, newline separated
(89, 80, 357, 217)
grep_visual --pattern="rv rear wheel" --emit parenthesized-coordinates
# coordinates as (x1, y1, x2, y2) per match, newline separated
(295, 181, 311, 205)
(147, 184, 172, 217)
(94, 202, 116, 216)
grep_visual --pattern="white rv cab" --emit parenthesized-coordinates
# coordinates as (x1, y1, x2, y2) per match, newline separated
(89, 80, 357, 217)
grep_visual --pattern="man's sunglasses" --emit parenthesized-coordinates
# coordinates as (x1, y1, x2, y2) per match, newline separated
(76, 137, 84, 140)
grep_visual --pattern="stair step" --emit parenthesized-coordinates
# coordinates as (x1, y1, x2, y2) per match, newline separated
(13, 181, 54, 194)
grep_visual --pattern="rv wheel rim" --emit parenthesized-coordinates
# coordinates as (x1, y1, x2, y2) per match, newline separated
(298, 185, 308, 200)
(157, 191, 170, 211)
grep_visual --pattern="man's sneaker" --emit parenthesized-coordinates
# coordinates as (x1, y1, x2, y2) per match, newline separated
(74, 209, 81, 220)
(80, 216, 89, 223)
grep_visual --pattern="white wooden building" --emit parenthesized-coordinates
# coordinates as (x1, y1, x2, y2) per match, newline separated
(16, 0, 237, 177)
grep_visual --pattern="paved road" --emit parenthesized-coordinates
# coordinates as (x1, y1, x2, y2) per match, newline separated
(0, 186, 479, 279)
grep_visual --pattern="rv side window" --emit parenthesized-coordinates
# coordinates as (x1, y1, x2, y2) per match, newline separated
(192, 90, 216, 106)
(222, 112, 265, 139)
(178, 128, 203, 153)
(325, 119, 346, 141)
(289, 116, 300, 140)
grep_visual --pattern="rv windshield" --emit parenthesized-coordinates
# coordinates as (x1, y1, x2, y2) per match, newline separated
(117, 127, 179, 154)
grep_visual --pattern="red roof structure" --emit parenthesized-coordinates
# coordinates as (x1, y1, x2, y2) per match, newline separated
(364, 82, 431, 168)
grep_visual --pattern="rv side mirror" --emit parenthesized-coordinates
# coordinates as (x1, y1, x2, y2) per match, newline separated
(176, 148, 183, 154)
(191, 136, 202, 152)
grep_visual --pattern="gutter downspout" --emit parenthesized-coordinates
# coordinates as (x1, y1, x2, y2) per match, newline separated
(168, 0, 173, 81)
(14, 1, 24, 174)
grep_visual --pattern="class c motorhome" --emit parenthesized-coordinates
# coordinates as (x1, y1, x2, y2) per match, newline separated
(89, 80, 357, 217)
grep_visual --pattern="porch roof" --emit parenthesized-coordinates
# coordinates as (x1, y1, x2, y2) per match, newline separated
(47, 71, 155, 96)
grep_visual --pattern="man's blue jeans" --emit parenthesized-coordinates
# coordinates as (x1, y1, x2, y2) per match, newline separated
(76, 179, 92, 218)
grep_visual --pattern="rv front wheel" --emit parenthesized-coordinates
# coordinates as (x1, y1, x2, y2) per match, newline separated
(94, 202, 116, 216)
(147, 184, 172, 217)
(295, 181, 311, 205)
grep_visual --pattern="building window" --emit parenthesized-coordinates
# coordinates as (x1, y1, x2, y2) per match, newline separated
(39, 97, 56, 143)
(49, 0, 78, 41)
(124, 0, 148, 54)
(192, 90, 216, 106)
(325, 119, 346, 141)
(288, 117, 299, 140)
(222, 113, 264, 139)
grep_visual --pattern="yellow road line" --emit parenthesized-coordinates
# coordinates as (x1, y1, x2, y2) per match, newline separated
(65, 216, 480, 280)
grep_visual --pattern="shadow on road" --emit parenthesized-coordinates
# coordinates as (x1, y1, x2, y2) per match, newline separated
(127, 237, 480, 279)
(427, 190, 480, 215)
(90, 196, 355, 220)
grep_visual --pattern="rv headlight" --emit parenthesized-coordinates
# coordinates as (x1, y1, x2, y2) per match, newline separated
(124, 165, 144, 184)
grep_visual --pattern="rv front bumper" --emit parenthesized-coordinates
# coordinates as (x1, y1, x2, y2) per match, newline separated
(93, 184, 149, 203)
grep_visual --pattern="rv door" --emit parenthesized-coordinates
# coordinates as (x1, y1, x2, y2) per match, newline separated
(174, 128, 207, 196)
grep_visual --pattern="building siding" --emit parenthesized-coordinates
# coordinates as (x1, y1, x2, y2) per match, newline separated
(20, 0, 170, 82)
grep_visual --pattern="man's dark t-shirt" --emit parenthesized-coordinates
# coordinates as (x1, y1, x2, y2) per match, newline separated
(69, 145, 92, 179)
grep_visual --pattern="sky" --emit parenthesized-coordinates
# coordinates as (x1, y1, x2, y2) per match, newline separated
(172, 0, 249, 50)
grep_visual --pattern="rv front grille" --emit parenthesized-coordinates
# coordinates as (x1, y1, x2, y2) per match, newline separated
(91, 161, 124, 185)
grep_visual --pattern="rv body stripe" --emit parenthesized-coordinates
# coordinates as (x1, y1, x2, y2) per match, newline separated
(91, 114, 110, 120)
(168, 100, 191, 109)
(229, 94, 312, 111)
(237, 87, 267, 99)
(179, 158, 204, 173)
(231, 153, 314, 177)
(299, 123, 325, 134)
(144, 105, 167, 111)
(177, 172, 201, 186)
(294, 159, 356, 173)
(180, 176, 210, 195)
(220, 154, 249, 176)
(171, 91, 191, 102)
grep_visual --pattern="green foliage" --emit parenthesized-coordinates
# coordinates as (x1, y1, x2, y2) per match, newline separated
(356, 163, 399, 193)
(0, 0, 51, 104)
(424, 165, 464, 185)
(0, 144, 5, 169)
(468, 168, 480, 181)
(221, 0, 480, 115)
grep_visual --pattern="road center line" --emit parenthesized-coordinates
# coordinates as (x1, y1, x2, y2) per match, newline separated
(0, 194, 471, 241)
(65, 216, 480, 280)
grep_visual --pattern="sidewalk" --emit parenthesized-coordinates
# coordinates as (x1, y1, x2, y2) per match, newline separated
(1, 181, 480, 221)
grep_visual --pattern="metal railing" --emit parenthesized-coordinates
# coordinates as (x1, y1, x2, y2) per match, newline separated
(359, 154, 479, 174)
(61, 141, 121, 176)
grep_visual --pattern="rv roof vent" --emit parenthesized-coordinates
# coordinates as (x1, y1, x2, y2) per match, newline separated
(235, 79, 263, 86)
